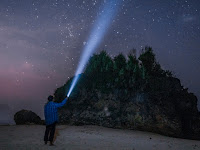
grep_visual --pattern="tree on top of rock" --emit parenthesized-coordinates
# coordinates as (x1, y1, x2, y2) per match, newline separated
(84, 50, 113, 90)
(139, 47, 166, 77)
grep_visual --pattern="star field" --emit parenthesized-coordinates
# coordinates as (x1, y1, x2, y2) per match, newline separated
(0, 0, 200, 118)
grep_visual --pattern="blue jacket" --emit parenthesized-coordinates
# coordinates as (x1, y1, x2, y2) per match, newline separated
(44, 98, 67, 125)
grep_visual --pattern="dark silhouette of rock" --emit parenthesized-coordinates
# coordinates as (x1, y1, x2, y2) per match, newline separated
(14, 109, 43, 125)
(56, 77, 200, 140)
(54, 49, 200, 140)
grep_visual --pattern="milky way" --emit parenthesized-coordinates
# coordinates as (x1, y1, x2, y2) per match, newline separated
(0, 0, 200, 118)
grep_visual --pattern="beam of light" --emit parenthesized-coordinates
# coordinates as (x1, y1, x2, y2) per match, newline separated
(67, 0, 122, 97)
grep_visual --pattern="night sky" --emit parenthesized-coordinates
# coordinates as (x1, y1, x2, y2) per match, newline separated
(0, 0, 200, 119)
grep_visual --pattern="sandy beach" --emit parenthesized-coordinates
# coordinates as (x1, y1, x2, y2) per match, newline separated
(1, 125, 200, 150)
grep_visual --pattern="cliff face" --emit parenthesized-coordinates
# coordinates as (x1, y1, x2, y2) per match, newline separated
(54, 49, 200, 140)
(57, 77, 200, 140)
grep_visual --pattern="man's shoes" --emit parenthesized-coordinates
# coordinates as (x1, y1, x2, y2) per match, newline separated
(49, 141, 54, 146)
(44, 141, 47, 145)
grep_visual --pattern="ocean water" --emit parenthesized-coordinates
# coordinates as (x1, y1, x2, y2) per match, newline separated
(0, 104, 15, 125)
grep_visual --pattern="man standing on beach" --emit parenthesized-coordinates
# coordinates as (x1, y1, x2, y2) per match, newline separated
(44, 95, 68, 146)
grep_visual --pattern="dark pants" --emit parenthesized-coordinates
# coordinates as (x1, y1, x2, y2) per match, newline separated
(44, 122, 56, 142)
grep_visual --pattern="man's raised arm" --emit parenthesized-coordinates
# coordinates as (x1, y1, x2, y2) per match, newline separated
(53, 97, 68, 108)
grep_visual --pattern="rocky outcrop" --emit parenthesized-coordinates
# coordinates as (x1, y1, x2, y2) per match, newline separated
(53, 49, 200, 140)
(14, 109, 44, 125)
(57, 77, 200, 140)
